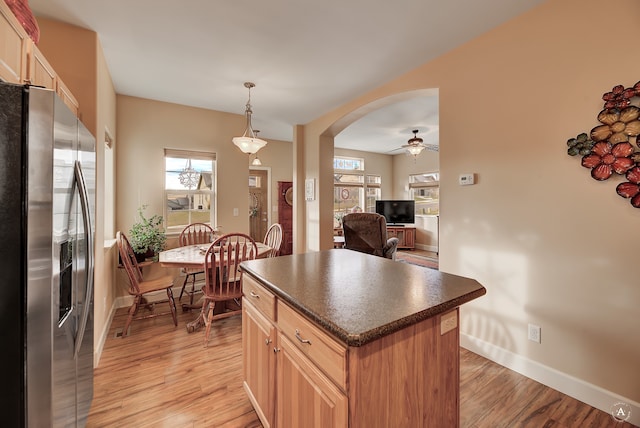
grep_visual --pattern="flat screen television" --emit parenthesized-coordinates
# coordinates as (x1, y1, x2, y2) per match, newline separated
(375, 200, 415, 225)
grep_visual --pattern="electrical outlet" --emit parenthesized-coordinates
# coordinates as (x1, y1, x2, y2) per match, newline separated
(528, 323, 541, 343)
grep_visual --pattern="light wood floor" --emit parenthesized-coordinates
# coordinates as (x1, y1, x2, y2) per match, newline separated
(88, 305, 633, 427)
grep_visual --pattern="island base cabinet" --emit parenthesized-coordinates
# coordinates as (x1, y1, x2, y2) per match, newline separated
(276, 333, 348, 428)
(242, 301, 276, 428)
(348, 310, 459, 427)
(243, 272, 464, 427)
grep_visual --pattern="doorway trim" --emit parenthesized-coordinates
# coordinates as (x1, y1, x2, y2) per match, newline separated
(249, 165, 272, 237)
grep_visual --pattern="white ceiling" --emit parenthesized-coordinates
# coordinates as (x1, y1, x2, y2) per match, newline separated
(28, 0, 544, 153)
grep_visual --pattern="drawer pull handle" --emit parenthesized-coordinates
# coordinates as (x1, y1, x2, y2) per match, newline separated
(250, 291, 260, 299)
(265, 338, 272, 346)
(273, 347, 280, 353)
(295, 329, 312, 345)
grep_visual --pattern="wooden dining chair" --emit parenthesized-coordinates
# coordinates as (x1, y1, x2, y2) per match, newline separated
(263, 223, 284, 257)
(178, 222, 216, 308)
(116, 231, 178, 337)
(201, 232, 258, 347)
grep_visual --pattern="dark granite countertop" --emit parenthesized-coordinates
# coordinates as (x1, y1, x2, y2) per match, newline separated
(240, 249, 486, 347)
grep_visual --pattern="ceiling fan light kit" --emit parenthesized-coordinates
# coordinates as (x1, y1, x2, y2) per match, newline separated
(232, 82, 268, 155)
(403, 129, 429, 159)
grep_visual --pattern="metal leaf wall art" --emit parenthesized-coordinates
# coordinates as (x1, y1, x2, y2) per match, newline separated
(566, 80, 640, 208)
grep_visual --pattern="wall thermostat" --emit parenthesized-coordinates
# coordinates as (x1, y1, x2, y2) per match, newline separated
(459, 173, 475, 186)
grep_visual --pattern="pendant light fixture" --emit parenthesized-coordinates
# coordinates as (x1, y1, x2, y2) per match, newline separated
(251, 131, 263, 165)
(232, 82, 268, 154)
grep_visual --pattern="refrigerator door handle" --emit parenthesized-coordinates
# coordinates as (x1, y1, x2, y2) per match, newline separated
(73, 160, 94, 360)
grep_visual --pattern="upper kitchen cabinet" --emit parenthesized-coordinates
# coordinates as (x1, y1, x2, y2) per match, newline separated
(56, 77, 79, 116)
(28, 44, 55, 89)
(0, 1, 81, 118)
(0, 1, 29, 84)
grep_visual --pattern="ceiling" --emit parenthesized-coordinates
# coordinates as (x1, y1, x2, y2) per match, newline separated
(28, 0, 544, 154)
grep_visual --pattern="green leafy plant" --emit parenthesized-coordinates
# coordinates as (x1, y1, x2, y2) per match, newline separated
(129, 205, 166, 256)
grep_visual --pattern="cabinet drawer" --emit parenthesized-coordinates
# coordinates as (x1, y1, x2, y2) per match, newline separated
(243, 274, 276, 321)
(277, 301, 347, 390)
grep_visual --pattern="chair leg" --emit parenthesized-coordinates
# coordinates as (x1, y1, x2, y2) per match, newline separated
(166, 288, 178, 326)
(122, 295, 141, 337)
(203, 301, 215, 347)
(179, 273, 190, 301)
(189, 273, 197, 306)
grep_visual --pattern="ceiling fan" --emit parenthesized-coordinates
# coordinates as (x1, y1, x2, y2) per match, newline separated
(388, 129, 439, 157)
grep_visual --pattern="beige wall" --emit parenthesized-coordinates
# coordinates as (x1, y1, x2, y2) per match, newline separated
(36, 18, 98, 136)
(115, 95, 293, 296)
(305, 0, 640, 409)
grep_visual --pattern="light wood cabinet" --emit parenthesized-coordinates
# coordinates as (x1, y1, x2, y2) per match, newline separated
(56, 78, 80, 117)
(1, 1, 80, 117)
(28, 44, 56, 89)
(242, 275, 347, 428)
(276, 333, 348, 428)
(387, 226, 416, 249)
(242, 300, 276, 428)
(242, 271, 461, 427)
(0, 1, 29, 84)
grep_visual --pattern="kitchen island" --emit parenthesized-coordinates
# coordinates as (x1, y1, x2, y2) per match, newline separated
(240, 249, 486, 428)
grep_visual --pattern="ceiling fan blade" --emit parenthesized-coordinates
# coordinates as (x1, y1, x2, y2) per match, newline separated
(385, 147, 406, 154)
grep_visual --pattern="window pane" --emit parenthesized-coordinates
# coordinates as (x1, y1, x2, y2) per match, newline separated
(365, 187, 380, 212)
(366, 174, 381, 185)
(165, 156, 213, 190)
(334, 186, 363, 225)
(412, 186, 439, 215)
(333, 157, 363, 171)
(334, 173, 364, 185)
(409, 172, 439, 185)
(164, 152, 215, 229)
(249, 175, 262, 188)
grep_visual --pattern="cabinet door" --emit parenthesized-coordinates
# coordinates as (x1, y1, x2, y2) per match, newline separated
(276, 333, 347, 428)
(28, 45, 56, 89)
(0, 2, 28, 84)
(57, 78, 79, 117)
(403, 228, 416, 248)
(243, 301, 276, 428)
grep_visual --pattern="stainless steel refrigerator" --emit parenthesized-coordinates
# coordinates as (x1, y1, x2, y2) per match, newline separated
(0, 82, 95, 427)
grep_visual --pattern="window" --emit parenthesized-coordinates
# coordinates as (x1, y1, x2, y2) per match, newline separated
(164, 149, 216, 230)
(365, 174, 381, 213)
(333, 156, 381, 226)
(409, 172, 439, 215)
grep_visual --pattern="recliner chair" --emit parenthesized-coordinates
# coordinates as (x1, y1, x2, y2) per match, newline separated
(342, 212, 399, 259)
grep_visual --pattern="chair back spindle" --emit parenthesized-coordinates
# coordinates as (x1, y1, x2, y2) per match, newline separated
(263, 223, 284, 257)
(201, 233, 257, 346)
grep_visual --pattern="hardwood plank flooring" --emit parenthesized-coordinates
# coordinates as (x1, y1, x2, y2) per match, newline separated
(89, 306, 634, 427)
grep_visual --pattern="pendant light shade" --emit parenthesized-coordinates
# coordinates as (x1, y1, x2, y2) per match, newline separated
(232, 82, 268, 154)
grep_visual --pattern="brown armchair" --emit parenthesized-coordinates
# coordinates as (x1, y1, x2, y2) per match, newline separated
(342, 212, 399, 259)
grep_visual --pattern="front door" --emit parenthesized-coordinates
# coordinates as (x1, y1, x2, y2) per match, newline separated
(249, 169, 268, 242)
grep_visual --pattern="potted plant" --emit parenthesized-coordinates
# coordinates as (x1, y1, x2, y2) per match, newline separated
(129, 205, 166, 262)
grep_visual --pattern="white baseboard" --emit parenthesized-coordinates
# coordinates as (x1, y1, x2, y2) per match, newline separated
(414, 243, 438, 253)
(461, 333, 640, 426)
(94, 302, 117, 368)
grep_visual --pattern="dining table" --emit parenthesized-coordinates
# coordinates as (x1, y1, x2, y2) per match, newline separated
(158, 241, 272, 332)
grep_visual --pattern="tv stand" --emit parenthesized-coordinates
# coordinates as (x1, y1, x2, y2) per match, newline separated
(387, 226, 415, 249)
